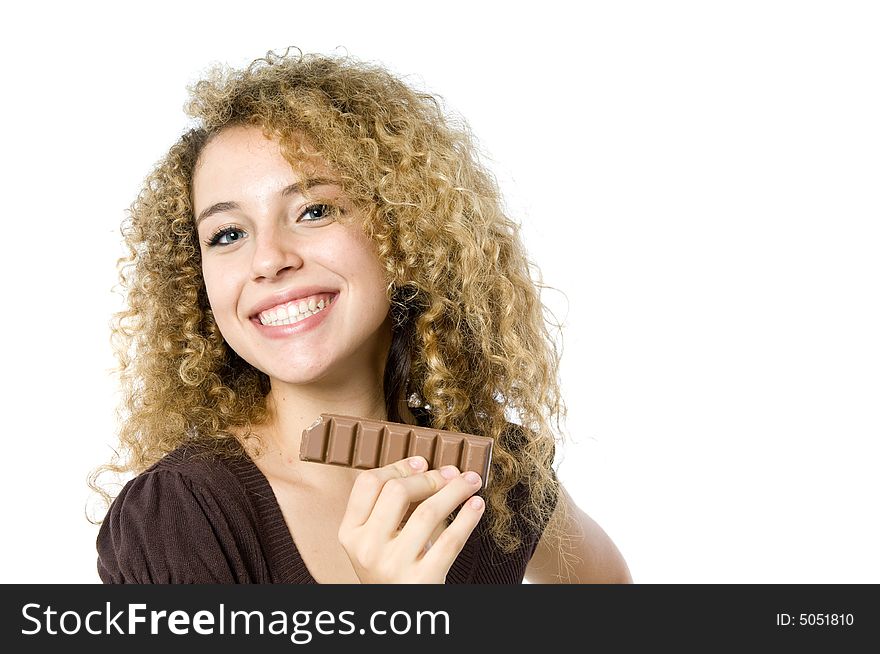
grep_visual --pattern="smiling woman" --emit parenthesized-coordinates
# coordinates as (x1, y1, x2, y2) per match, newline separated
(90, 47, 630, 584)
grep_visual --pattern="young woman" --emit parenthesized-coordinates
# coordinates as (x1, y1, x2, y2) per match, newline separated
(93, 48, 631, 584)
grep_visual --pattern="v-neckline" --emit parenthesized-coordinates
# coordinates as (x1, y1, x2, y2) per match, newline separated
(225, 449, 484, 584)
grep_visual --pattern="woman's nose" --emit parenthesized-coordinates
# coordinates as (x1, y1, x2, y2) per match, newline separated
(250, 230, 304, 280)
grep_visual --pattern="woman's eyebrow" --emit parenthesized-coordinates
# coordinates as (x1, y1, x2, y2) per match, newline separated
(195, 177, 339, 227)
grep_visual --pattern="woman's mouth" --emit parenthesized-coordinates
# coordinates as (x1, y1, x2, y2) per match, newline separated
(254, 293, 336, 326)
(250, 293, 338, 337)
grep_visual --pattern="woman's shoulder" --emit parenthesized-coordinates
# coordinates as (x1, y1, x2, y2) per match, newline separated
(106, 442, 256, 526)
(96, 443, 266, 583)
(143, 441, 244, 485)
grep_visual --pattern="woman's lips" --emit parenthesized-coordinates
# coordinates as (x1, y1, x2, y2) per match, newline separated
(250, 292, 337, 322)
(250, 293, 337, 338)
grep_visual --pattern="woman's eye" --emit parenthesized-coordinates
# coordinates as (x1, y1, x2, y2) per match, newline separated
(205, 227, 245, 247)
(301, 203, 336, 222)
(203, 204, 336, 247)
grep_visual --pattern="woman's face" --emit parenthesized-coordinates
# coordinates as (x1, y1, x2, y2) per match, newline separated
(192, 125, 392, 388)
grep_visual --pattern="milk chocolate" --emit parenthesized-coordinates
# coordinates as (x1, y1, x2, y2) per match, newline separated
(300, 413, 493, 488)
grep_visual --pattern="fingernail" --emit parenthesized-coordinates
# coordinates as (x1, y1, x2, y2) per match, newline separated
(464, 471, 481, 485)
(409, 457, 426, 470)
(469, 496, 484, 510)
(440, 465, 459, 479)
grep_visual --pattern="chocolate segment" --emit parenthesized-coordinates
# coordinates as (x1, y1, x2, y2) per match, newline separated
(300, 413, 493, 488)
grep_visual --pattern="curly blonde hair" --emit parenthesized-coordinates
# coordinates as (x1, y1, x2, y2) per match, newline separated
(91, 47, 569, 559)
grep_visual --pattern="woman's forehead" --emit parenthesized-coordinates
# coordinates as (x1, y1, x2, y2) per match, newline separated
(200, 125, 330, 170)
(192, 127, 341, 202)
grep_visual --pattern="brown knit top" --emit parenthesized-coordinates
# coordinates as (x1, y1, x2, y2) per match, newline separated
(96, 442, 554, 584)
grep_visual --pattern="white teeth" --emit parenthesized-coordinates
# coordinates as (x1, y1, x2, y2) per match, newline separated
(257, 294, 336, 325)
(260, 303, 327, 326)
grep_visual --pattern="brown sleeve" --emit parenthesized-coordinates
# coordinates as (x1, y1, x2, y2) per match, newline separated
(96, 468, 254, 583)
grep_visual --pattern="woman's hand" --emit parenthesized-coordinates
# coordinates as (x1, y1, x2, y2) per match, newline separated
(337, 456, 485, 584)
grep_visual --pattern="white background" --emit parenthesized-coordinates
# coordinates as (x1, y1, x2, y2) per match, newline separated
(1, 0, 877, 583)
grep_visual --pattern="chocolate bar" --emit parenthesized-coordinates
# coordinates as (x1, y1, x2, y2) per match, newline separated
(300, 414, 493, 488)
